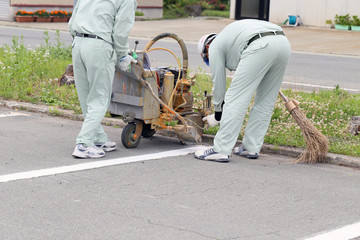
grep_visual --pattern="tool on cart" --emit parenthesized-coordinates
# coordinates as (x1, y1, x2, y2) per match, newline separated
(109, 33, 211, 148)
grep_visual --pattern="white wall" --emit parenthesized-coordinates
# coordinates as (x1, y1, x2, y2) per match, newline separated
(137, 7, 163, 19)
(0, 0, 11, 21)
(230, 0, 236, 19)
(11, 0, 72, 5)
(137, 0, 163, 19)
(230, 0, 360, 27)
(269, 0, 360, 27)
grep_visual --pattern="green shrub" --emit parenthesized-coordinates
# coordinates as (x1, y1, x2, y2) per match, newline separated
(351, 15, 360, 26)
(163, 0, 230, 19)
(164, 0, 199, 9)
(334, 14, 351, 25)
(163, 8, 188, 19)
(202, 0, 228, 11)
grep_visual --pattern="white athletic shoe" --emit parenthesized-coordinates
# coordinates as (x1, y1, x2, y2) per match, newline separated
(233, 146, 259, 159)
(95, 140, 117, 152)
(194, 148, 229, 162)
(72, 144, 105, 159)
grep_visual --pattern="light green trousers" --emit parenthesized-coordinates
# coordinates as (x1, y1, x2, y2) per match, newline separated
(213, 35, 291, 155)
(72, 37, 116, 147)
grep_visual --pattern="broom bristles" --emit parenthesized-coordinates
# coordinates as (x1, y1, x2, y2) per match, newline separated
(290, 107, 328, 164)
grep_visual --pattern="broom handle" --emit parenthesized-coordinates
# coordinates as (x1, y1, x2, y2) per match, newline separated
(279, 90, 289, 102)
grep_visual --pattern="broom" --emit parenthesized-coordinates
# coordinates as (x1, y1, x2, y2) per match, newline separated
(279, 90, 328, 163)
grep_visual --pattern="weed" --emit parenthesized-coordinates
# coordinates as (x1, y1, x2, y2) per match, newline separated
(49, 107, 61, 116)
(0, 32, 78, 112)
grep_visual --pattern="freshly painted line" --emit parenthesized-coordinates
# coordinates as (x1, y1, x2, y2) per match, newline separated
(0, 145, 208, 183)
(0, 25, 70, 34)
(302, 221, 360, 240)
(0, 112, 30, 118)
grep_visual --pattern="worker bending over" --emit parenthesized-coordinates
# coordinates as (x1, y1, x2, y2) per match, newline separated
(195, 19, 291, 162)
(69, 0, 137, 158)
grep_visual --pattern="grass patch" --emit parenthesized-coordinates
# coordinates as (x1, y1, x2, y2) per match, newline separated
(0, 31, 79, 112)
(191, 74, 360, 157)
(163, 8, 188, 19)
(201, 9, 230, 18)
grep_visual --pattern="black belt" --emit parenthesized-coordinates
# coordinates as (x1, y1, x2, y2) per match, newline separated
(75, 33, 104, 40)
(248, 31, 285, 46)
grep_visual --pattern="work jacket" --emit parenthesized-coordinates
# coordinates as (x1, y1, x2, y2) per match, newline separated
(209, 19, 283, 112)
(69, 0, 137, 60)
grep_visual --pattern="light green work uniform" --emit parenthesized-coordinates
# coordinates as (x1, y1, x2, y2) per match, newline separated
(209, 19, 291, 155)
(69, 0, 137, 147)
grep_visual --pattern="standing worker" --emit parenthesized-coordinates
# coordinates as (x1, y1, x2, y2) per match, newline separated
(69, 0, 138, 158)
(195, 19, 291, 162)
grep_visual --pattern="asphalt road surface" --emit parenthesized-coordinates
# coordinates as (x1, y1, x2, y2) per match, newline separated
(1, 25, 360, 239)
(1, 26, 360, 93)
(1, 107, 360, 240)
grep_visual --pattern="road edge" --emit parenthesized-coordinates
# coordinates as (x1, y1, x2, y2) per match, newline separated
(1, 99, 359, 169)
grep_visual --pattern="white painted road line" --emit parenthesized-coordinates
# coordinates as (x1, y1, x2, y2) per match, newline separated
(0, 145, 208, 183)
(0, 112, 30, 118)
(205, 73, 360, 93)
(291, 50, 360, 59)
(302, 221, 360, 240)
(282, 82, 359, 93)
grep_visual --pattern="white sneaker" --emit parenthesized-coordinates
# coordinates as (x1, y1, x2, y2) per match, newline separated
(72, 144, 105, 159)
(233, 146, 259, 159)
(95, 140, 117, 152)
(194, 148, 229, 162)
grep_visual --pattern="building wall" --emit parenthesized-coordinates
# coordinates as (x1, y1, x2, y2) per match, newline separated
(230, 0, 236, 19)
(137, 0, 162, 6)
(10, 0, 73, 21)
(270, 0, 360, 27)
(230, 0, 360, 27)
(12, 0, 162, 7)
(137, 0, 163, 19)
(7, 0, 163, 21)
(5, 0, 163, 21)
(11, 0, 72, 6)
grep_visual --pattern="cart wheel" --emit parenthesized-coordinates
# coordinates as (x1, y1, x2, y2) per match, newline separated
(121, 123, 141, 148)
(141, 124, 156, 138)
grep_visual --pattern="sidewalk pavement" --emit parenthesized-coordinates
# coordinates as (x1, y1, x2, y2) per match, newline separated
(1, 18, 360, 168)
(1, 17, 360, 56)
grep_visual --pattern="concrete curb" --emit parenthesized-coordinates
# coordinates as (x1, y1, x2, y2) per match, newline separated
(1, 99, 360, 169)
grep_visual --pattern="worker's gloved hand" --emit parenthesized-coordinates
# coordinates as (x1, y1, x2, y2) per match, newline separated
(203, 114, 220, 127)
(214, 111, 222, 121)
(213, 101, 224, 121)
(119, 55, 137, 72)
(127, 49, 138, 60)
